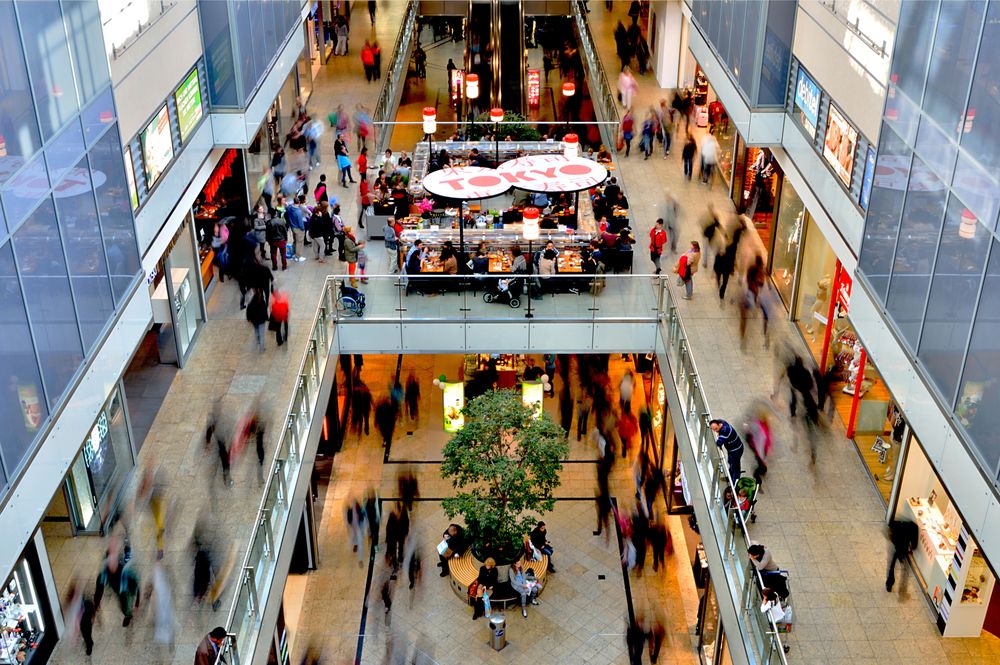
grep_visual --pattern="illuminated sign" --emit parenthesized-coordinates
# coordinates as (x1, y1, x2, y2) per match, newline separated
(837, 270, 853, 312)
(495, 155, 608, 193)
(124, 148, 139, 210)
(174, 68, 203, 142)
(860, 146, 876, 210)
(443, 382, 465, 432)
(793, 68, 820, 138)
(141, 105, 174, 188)
(823, 105, 858, 188)
(450, 69, 464, 104)
(527, 69, 540, 108)
(422, 166, 511, 200)
(522, 381, 544, 417)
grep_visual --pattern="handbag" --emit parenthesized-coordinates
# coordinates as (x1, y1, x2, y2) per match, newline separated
(268, 317, 281, 332)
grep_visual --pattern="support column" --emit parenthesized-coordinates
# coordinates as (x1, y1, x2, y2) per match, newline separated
(654, 0, 685, 89)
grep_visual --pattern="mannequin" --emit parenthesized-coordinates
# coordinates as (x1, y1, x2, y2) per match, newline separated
(842, 341, 874, 396)
(805, 275, 832, 340)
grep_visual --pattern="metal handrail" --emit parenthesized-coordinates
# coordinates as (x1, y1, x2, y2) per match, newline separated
(571, 0, 620, 147)
(658, 282, 790, 665)
(373, 0, 418, 156)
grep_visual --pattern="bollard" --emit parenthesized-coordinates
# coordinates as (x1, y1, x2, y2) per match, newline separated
(489, 614, 506, 651)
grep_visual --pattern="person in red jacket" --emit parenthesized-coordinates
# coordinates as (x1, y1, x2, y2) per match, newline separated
(270, 289, 289, 346)
(649, 218, 667, 274)
(358, 146, 369, 182)
(361, 41, 375, 82)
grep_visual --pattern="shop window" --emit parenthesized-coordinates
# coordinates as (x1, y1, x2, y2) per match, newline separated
(0, 555, 49, 663)
(12, 196, 85, 410)
(917, 196, 990, 403)
(884, 155, 947, 349)
(738, 1, 762, 95)
(794, 217, 838, 357)
(16, 0, 81, 142)
(0, 1, 42, 188)
(198, 0, 238, 107)
(0, 242, 49, 482)
(961, 1, 1000, 174)
(770, 181, 804, 309)
(956, 237, 1000, 476)
(757, 0, 794, 107)
(55, 156, 116, 351)
(89, 128, 141, 303)
(859, 127, 911, 302)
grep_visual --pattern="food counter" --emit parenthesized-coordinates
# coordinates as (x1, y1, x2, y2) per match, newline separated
(398, 228, 591, 275)
(902, 497, 957, 604)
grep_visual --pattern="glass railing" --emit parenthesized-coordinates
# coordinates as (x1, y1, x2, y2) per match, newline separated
(328, 273, 663, 323)
(215, 278, 337, 665)
(373, 0, 418, 156)
(571, 0, 620, 147)
(657, 281, 790, 664)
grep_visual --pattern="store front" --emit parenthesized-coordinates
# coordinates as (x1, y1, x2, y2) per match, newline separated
(685, 63, 737, 190)
(192, 149, 250, 290)
(768, 178, 806, 309)
(1, 541, 56, 664)
(731, 143, 782, 258)
(61, 384, 135, 534)
(148, 214, 208, 366)
(892, 437, 998, 637)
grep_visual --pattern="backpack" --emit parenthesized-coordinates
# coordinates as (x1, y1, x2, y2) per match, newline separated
(333, 214, 344, 234)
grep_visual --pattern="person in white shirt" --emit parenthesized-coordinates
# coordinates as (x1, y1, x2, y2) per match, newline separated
(699, 133, 720, 188)
(380, 148, 397, 173)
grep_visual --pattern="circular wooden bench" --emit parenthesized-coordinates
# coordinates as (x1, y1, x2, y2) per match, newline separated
(448, 550, 549, 607)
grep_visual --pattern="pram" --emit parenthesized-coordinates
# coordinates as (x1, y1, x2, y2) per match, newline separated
(337, 283, 366, 317)
(482, 276, 522, 308)
(730, 476, 760, 523)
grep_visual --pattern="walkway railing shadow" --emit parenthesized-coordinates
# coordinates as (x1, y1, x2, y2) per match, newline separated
(657, 281, 791, 665)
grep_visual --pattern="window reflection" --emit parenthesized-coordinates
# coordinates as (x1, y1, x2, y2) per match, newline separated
(0, 241, 49, 478)
(0, 1, 42, 187)
(923, 0, 984, 142)
(885, 156, 947, 348)
(55, 157, 116, 350)
(90, 128, 141, 302)
(918, 198, 990, 402)
(11, 196, 84, 409)
(961, 1, 1000, 173)
(61, 0, 111, 104)
(858, 128, 910, 301)
(16, 0, 81, 141)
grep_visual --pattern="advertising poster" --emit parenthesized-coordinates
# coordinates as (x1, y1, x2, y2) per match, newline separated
(123, 148, 139, 210)
(522, 381, 544, 417)
(18, 384, 42, 431)
(527, 69, 540, 108)
(174, 68, 203, 142)
(793, 68, 820, 138)
(824, 105, 858, 187)
(443, 382, 465, 432)
(860, 146, 876, 210)
(141, 105, 174, 188)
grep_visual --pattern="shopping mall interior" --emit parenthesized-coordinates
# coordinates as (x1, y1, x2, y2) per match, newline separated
(4, 1, 1000, 665)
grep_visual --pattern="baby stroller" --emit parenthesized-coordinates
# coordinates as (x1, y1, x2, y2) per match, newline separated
(733, 476, 760, 523)
(337, 283, 366, 317)
(483, 277, 522, 308)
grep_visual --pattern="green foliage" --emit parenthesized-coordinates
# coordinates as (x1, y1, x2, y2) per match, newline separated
(440, 389, 568, 559)
(465, 110, 542, 141)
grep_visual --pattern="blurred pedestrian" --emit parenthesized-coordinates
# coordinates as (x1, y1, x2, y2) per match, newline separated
(270, 288, 289, 346)
(65, 580, 96, 656)
(674, 241, 700, 300)
(619, 369, 634, 412)
(559, 386, 573, 436)
(576, 390, 592, 441)
(94, 538, 140, 627)
(886, 519, 918, 592)
(352, 382, 372, 436)
(149, 561, 176, 650)
(404, 372, 421, 421)
(397, 470, 419, 512)
(375, 397, 397, 448)
(347, 499, 366, 562)
(246, 286, 269, 352)
(626, 618, 646, 665)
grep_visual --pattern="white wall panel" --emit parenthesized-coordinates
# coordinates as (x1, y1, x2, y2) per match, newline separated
(110, 1, 202, 141)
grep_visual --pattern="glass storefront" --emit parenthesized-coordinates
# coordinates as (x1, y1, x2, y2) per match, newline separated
(794, 216, 839, 357)
(192, 149, 250, 292)
(64, 385, 135, 533)
(770, 180, 805, 309)
(1, 545, 54, 664)
(894, 438, 997, 637)
(732, 145, 781, 257)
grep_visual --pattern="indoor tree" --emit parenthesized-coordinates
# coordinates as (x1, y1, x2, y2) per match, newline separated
(440, 389, 568, 562)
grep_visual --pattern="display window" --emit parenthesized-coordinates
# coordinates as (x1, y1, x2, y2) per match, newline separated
(732, 145, 781, 254)
(65, 385, 135, 534)
(770, 180, 805, 309)
(193, 149, 249, 291)
(793, 216, 839, 360)
(1, 545, 54, 664)
(894, 439, 998, 637)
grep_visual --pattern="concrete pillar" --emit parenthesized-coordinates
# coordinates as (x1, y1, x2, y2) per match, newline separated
(653, 0, 684, 89)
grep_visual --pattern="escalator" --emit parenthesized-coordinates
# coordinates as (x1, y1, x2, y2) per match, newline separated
(466, 0, 526, 112)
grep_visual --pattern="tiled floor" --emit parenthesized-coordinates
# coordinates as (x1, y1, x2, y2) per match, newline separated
(42, 4, 407, 664)
(582, 3, 1000, 665)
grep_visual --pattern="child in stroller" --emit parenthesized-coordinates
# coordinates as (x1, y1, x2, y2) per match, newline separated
(483, 276, 522, 308)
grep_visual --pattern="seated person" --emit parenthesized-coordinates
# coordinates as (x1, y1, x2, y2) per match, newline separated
(523, 357, 544, 381)
(469, 148, 491, 168)
(472, 557, 499, 620)
(530, 521, 556, 573)
(530, 191, 550, 209)
(439, 246, 459, 291)
(509, 561, 541, 618)
(438, 523, 469, 576)
(597, 144, 613, 162)
(538, 248, 557, 290)
(471, 250, 489, 275)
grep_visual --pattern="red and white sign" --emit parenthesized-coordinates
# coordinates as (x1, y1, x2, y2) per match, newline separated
(527, 69, 540, 108)
(496, 154, 608, 193)
(422, 166, 510, 200)
(837, 271, 853, 312)
(450, 70, 464, 103)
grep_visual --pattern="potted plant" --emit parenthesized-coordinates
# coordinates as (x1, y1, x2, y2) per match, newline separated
(441, 389, 568, 565)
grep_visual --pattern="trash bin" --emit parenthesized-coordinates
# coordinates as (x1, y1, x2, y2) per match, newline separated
(489, 614, 506, 651)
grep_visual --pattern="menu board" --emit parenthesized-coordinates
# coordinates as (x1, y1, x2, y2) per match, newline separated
(823, 105, 858, 187)
(123, 148, 139, 210)
(141, 105, 174, 188)
(793, 68, 820, 138)
(175, 68, 203, 142)
(443, 382, 464, 432)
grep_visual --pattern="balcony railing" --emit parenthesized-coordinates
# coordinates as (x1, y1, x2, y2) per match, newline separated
(571, 0, 620, 148)
(215, 277, 337, 665)
(372, 0, 418, 157)
(657, 281, 790, 665)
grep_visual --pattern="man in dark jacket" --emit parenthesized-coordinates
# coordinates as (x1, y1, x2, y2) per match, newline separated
(265, 212, 289, 271)
(438, 523, 468, 576)
(194, 626, 227, 665)
(709, 419, 744, 484)
(886, 519, 918, 592)
(530, 521, 556, 573)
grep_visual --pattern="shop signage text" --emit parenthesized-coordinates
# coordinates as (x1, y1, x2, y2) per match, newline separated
(527, 69, 540, 108)
(794, 68, 820, 138)
(496, 155, 608, 193)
